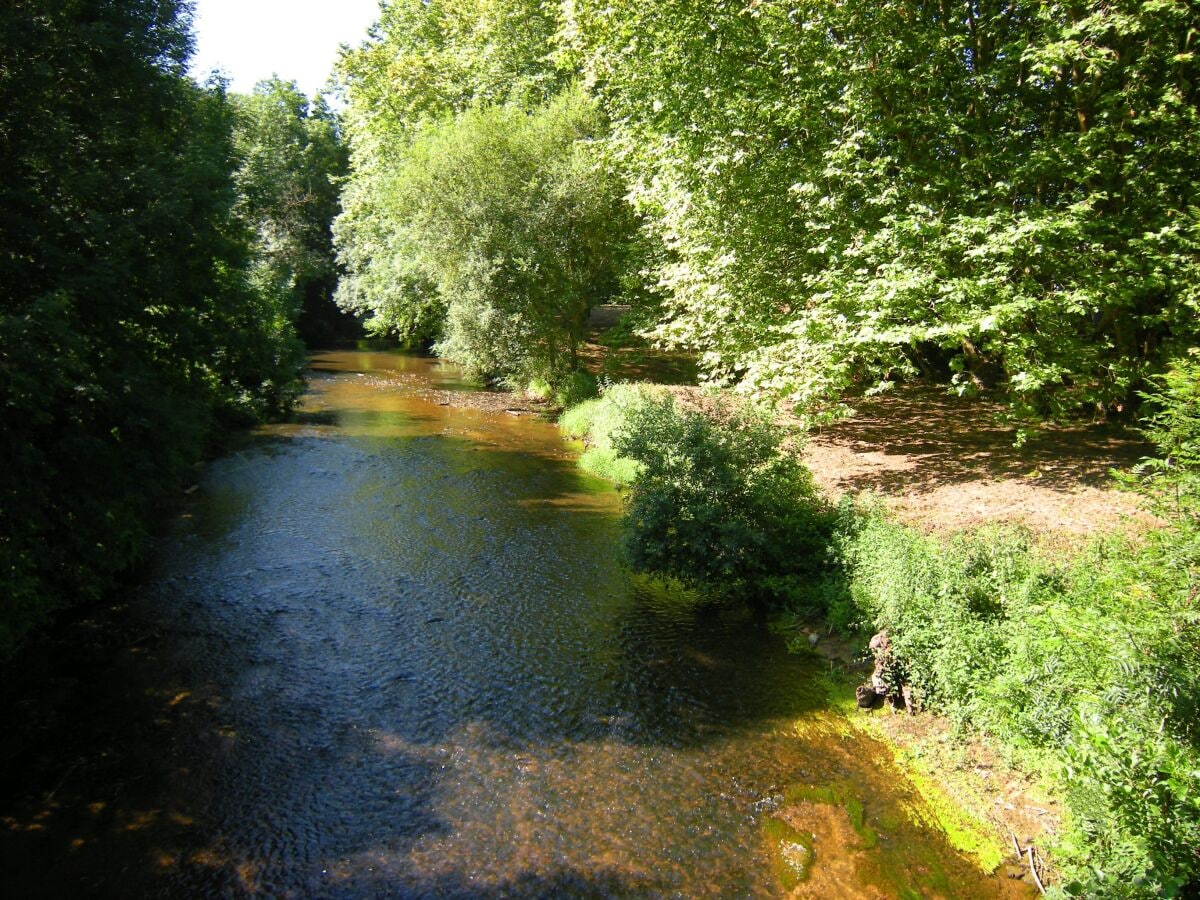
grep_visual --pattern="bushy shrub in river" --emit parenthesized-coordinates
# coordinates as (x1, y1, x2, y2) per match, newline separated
(610, 393, 834, 604)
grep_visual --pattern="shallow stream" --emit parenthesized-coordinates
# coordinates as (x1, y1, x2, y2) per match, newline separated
(0, 351, 1025, 897)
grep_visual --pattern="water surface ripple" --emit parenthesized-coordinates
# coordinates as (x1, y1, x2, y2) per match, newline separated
(0, 352, 1020, 898)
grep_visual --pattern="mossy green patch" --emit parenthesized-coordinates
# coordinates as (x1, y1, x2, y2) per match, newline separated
(761, 816, 814, 890)
(784, 782, 878, 850)
(558, 384, 663, 485)
(577, 446, 642, 485)
(894, 752, 1006, 873)
(805, 667, 1008, 874)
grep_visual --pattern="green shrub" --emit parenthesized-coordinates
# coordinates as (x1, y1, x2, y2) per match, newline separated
(831, 506, 1200, 895)
(558, 383, 659, 484)
(530, 372, 599, 408)
(1127, 354, 1200, 547)
(611, 393, 834, 604)
(837, 517, 1048, 726)
(548, 369, 598, 408)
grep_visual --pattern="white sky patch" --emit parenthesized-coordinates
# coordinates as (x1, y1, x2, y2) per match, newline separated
(189, 0, 381, 98)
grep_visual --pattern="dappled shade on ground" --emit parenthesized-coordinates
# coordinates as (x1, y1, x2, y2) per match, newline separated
(800, 387, 1156, 534)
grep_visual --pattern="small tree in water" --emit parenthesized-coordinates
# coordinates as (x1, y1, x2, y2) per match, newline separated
(347, 89, 633, 389)
(612, 393, 833, 606)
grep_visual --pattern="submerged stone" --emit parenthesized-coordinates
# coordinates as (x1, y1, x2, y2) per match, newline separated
(762, 815, 815, 889)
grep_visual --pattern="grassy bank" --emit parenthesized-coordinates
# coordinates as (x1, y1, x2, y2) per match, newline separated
(558, 377, 1200, 897)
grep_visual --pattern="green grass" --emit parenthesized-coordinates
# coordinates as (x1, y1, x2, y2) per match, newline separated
(557, 383, 663, 485)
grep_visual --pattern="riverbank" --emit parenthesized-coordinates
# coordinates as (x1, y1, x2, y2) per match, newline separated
(551, 322, 1198, 895)
(786, 635, 1062, 892)
(578, 306, 1155, 539)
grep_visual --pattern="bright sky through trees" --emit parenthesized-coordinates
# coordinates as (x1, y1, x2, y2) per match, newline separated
(189, 0, 380, 97)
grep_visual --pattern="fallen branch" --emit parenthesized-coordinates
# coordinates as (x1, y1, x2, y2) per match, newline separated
(44, 760, 79, 803)
(1027, 846, 1046, 895)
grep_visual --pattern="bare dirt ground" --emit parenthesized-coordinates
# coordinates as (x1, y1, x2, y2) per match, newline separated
(800, 386, 1159, 537)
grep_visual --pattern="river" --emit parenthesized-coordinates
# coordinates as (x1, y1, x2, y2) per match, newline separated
(0, 351, 1024, 897)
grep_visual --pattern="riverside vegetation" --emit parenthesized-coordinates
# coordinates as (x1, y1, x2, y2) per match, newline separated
(0, 2, 345, 651)
(558, 365, 1200, 896)
(4, 1, 1199, 896)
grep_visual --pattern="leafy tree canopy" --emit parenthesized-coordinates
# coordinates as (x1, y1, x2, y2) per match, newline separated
(566, 0, 1200, 420)
(332, 0, 635, 382)
(231, 78, 350, 345)
(394, 90, 631, 383)
(0, 0, 304, 650)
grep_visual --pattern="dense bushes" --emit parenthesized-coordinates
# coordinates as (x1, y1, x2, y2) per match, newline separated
(564, 388, 834, 603)
(613, 395, 833, 601)
(832, 511, 1199, 895)
(557, 383, 661, 483)
(0, 1, 305, 653)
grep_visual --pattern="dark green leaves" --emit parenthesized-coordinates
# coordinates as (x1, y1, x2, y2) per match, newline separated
(0, 1, 305, 652)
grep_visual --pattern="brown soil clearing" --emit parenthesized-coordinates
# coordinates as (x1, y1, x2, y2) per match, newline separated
(800, 387, 1158, 536)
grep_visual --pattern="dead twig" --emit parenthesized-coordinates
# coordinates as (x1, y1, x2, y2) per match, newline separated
(44, 760, 79, 803)
(1027, 846, 1046, 895)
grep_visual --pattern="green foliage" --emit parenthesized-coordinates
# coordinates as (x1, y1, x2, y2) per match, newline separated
(558, 383, 658, 484)
(566, 0, 1200, 419)
(339, 89, 634, 384)
(337, 0, 568, 145)
(231, 79, 351, 346)
(828, 508, 1199, 894)
(529, 369, 598, 408)
(1129, 353, 1200, 530)
(333, 0, 573, 344)
(0, 1, 303, 653)
(611, 394, 833, 602)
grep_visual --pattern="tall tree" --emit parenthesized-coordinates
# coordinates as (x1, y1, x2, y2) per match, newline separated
(381, 90, 630, 384)
(566, 0, 1200, 420)
(333, 0, 574, 344)
(232, 79, 351, 346)
(0, 0, 302, 651)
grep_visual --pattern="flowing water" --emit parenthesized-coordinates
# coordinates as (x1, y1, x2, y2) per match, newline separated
(0, 351, 1027, 897)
